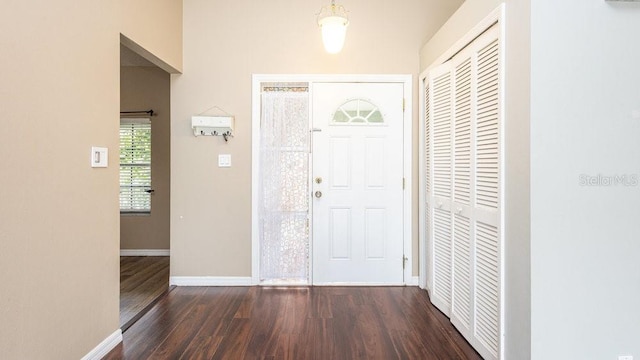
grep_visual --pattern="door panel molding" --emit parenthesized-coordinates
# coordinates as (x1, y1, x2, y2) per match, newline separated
(312, 82, 404, 285)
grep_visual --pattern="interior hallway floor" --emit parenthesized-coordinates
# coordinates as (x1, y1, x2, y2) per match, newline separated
(106, 286, 481, 359)
(120, 256, 171, 331)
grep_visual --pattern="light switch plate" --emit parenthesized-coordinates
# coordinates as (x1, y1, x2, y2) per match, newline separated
(91, 147, 108, 168)
(218, 154, 231, 167)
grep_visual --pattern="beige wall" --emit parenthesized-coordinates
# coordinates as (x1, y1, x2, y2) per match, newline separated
(171, 0, 464, 278)
(0, 1, 181, 359)
(419, 0, 503, 70)
(420, 1, 532, 358)
(120, 66, 171, 250)
(118, 0, 183, 73)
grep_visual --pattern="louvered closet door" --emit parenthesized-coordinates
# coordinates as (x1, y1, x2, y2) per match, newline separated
(424, 83, 432, 292)
(424, 23, 502, 360)
(428, 62, 454, 316)
(472, 33, 501, 360)
(421, 83, 433, 289)
(450, 53, 474, 339)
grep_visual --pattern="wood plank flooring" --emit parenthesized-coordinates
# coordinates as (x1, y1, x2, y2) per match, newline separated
(106, 286, 481, 360)
(120, 256, 170, 331)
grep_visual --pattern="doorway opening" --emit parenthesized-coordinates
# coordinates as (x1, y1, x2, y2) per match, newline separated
(119, 42, 172, 331)
(251, 75, 413, 286)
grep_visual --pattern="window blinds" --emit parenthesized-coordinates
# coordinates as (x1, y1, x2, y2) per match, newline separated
(119, 118, 151, 213)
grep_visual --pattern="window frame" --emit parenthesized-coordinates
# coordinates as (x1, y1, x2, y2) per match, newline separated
(119, 117, 152, 214)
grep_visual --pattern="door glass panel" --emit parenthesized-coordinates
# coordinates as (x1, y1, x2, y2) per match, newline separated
(330, 99, 385, 125)
(259, 83, 310, 284)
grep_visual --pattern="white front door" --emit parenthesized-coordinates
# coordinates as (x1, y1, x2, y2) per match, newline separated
(312, 82, 405, 285)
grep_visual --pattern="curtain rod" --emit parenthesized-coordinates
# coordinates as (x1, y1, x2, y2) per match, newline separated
(120, 109, 154, 116)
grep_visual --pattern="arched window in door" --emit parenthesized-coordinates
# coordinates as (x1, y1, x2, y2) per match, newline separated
(331, 99, 385, 125)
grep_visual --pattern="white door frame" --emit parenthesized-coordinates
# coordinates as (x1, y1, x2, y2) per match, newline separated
(251, 74, 413, 285)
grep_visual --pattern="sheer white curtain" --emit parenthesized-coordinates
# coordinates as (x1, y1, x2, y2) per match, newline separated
(259, 87, 309, 283)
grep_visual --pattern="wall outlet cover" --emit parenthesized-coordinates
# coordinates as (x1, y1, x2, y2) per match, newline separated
(218, 154, 231, 167)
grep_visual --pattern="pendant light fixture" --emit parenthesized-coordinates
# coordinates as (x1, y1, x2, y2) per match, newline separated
(317, 0, 349, 54)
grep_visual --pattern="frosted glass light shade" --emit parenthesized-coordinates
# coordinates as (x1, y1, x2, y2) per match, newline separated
(319, 16, 348, 54)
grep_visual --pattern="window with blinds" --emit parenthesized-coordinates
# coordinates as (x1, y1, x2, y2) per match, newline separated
(119, 118, 151, 213)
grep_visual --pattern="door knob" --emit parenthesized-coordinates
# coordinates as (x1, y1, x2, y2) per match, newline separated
(315, 191, 322, 198)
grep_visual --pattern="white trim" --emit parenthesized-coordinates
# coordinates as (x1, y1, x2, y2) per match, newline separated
(81, 329, 122, 360)
(170, 276, 253, 286)
(498, 6, 507, 360)
(312, 282, 407, 287)
(402, 76, 414, 286)
(406, 276, 420, 286)
(252, 74, 413, 286)
(418, 75, 428, 291)
(259, 279, 309, 286)
(120, 249, 170, 256)
(251, 76, 261, 285)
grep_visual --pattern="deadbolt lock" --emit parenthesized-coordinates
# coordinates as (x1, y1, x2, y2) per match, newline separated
(315, 177, 323, 184)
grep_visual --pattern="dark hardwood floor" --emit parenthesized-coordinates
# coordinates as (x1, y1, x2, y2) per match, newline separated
(120, 256, 171, 331)
(105, 286, 481, 360)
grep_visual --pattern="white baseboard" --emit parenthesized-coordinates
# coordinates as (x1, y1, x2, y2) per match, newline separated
(120, 249, 170, 256)
(169, 276, 418, 287)
(313, 282, 406, 286)
(170, 276, 253, 286)
(81, 329, 122, 360)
